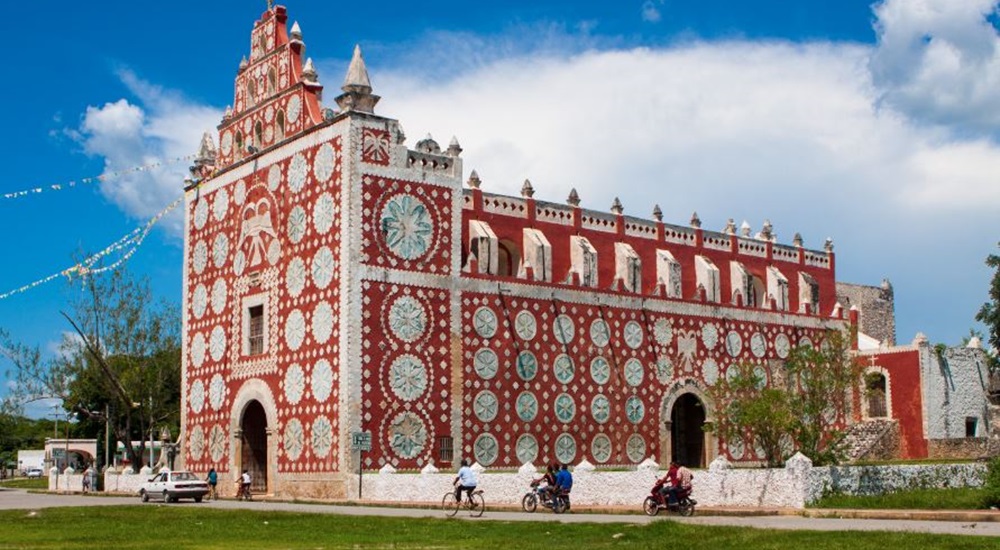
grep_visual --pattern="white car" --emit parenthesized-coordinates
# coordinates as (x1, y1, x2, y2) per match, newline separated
(25, 468, 44, 479)
(139, 471, 209, 503)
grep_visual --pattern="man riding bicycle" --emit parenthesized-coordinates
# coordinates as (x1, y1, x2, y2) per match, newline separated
(239, 469, 252, 498)
(453, 459, 478, 506)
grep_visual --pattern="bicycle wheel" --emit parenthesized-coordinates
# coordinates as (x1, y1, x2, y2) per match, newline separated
(521, 493, 538, 513)
(469, 491, 485, 518)
(441, 491, 460, 517)
(643, 496, 660, 516)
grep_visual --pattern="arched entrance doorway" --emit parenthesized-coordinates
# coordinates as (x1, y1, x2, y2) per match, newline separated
(671, 393, 706, 467)
(240, 400, 268, 493)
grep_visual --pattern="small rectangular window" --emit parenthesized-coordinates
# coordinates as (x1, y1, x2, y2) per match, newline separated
(248, 305, 264, 355)
(966, 417, 978, 438)
(437, 436, 454, 464)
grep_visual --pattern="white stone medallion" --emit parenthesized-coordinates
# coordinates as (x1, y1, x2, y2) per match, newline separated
(623, 321, 644, 350)
(189, 379, 205, 414)
(311, 246, 336, 289)
(209, 326, 226, 362)
(590, 319, 610, 348)
(553, 314, 575, 345)
(655, 356, 674, 383)
(220, 131, 233, 157)
(554, 433, 577, 464)
(285, 309, 306, 351)
(283, 418, 304, 461)
(288, 153, 308, 194)
(775, 333, 791, 359)
(287, 206, 307, 245)
(212, 188, 229, 222)
(192, 284, 208, 319)
(591, 394, 611, 424)
(553, 354, 575, 384)
(473, 307, 498, 339)
(192, 240, 208, 274)
(209, 424, 226, 462)
(626, 434, 646, 463)
(725, 331, 743, 358)
(233, 251, 246, 277)
(286, 256, 307, 298)
(311, 301, 334, 344)
(212, 233, 229, 269)
(473, 348, 498, 380)
(194, 198, 209, 230)
(234, 179, 247, 205)
(653, 318, 673, 347)
(287, 95, 301, 124)
(701, 323, 719, 350)
(313, 143, 336, 183)
(268, 164, 282, 191)
(590, 356, 611, 385)
(190, 332, 207, 368)
(516, 391, 538, 422)
(591, 434, 612, 464)
(284, 363, 305, 405)
(313, 192, 335, 235)
(209, 374, 225, 411)
(474, 433, 499, 466)
(624, 358, 644, 387)
(516, 351, 537, 381)
(514, 310, 537, 341)
(702, 359, 720, 386)
(728, 436, 746, 460)
(750, 332, 767, 358)
(799, 336, 814, 350)
(310, 359, 334, 403)
(210, 278, 227, 315)
(311, 416, 333, 459)
(625, 396, 645, 424)
(515, 434, 538, 464)
(554, 393, 576, 423)
(388, 295, 427, 344)
(474, 390, 499, 422)
(381, 193, 434, 260)
(388, 411, 428, 459)
(753, 365, 769, 388)
(189, 425, 205, 461)
(388, 354, 428, 402)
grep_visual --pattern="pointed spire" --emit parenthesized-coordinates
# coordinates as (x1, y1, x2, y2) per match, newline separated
(335, 45, 380, 113)
(824, 238, 834, 252)
(567, 188, 580, 206)
(757, 219, 774, 241)
(447, 136, 462, 157)
(239, 56, 249, 72)
(223, 105, 233, 120)
(196, 132, 217, 163)
(290, 21, 303, 40)
(723, 218, 736, 235)
(611, 197, 624, 215)
(690, 211, 701, 228)
(793, 232, 803, 247)
(521, 179, 535, 198)
(652, 204, 663, 221)
(740, 220, 751, 237)
(302, 58, 318, 82)
(467, 170, 481, 189)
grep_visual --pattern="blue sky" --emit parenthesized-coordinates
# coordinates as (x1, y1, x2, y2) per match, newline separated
(2, 0, 999, 417)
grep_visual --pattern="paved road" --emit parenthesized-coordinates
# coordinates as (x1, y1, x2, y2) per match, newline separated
(2, 488, 999, 538)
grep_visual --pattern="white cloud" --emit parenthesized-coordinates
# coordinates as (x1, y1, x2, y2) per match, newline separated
(75, 69, 223, 235)
(871, 0, 1000, 134)
(642, 1, 664, 23)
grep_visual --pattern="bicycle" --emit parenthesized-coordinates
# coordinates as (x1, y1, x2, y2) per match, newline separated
(442, 488, 485, 517)
(236, 482, 252, 501)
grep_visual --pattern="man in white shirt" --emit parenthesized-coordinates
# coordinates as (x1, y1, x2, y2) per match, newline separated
(453, 459, 478, 505)
(239, 469, 252, 498)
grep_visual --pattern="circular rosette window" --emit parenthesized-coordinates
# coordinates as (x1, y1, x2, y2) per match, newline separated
(380, 193, 434, 260)
(387, 411, 428, 459)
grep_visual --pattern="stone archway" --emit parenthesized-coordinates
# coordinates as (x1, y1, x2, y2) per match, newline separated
(230, 379, 278, 495)
(240, 400, 268, 493)
(659, 379, 717, 468)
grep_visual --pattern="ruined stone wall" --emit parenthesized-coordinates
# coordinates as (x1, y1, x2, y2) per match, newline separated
(923, 346, 992, 441)
(927, 438, 990, 460)
(836, 281, 895, 345)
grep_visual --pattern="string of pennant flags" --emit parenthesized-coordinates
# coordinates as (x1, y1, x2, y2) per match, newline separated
(1, 155, 195, 201)
(0, 195, 185, 301)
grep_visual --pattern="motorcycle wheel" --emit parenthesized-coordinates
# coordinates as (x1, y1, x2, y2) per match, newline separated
(553, 496, 567, 514)
(642, 496, 660, 517)
(678, 499, 695, 517)
(521, 493, 538, 513)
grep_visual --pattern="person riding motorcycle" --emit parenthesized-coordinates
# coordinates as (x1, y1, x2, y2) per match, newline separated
(531, 464, 557, 504)
(554, 463, 573, 509)
(659, 461, 692, 506)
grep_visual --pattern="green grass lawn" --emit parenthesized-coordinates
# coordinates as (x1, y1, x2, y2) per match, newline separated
(1, 506, 998, 549)
(0, 477, 48, 490)
(812, 487, 987, 510)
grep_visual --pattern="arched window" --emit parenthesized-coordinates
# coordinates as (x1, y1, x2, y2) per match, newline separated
(275, 110, 285, 142)
(866, 372, 887, 418)
(268, 68, 277, 96)
(254, 122, 263, 149)
(235, 132, 244, 159)
(498, 239, 521, 277)
(247, 79, 257, 107)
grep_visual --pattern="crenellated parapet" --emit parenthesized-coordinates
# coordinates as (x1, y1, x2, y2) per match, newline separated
(461, 182, 839, 318)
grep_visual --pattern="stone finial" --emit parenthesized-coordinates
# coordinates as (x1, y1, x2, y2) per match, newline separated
(415, 134, 441, 154)
(290, 21, 303, 40)
(611, 197, 624, 215)
(567, 188, 580, 206)
(223, 105, 233, 120)
(968, 336, 983, 349)
(824, 237, 834, 252)
(467, 170, 481, 189)
(521, 179, 535, 198)
(690, 211, 701, 228)
(196, 132, 217, 164)
(913, 332, 928, 346)
(793, 232, 803, 247)
(335, 45, 381, 113)
(652, 204, 663, 221)
(881, 278, 893, 291)
(447, 136, 462, 157)
(740, 220, 751, 237)
(302, 57, 318, 82)
(723, 218, 736, 235)
(239, 55, 248, 71)
(757, 219, 774, 241)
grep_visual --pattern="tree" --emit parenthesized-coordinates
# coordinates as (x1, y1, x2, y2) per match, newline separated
(976, 242, 1000, 369)
(709, 329, 863, 466)
(1, 267, 180, 472)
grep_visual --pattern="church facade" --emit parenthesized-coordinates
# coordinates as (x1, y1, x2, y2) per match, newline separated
(179, 5, 992, 499)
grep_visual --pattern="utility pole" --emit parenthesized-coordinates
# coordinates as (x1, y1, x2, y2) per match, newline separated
(104, 403, 110, 470)
(148, 395, 154, 469)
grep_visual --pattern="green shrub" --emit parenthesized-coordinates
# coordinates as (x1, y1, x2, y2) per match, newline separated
(980, 456, 1000, 508)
